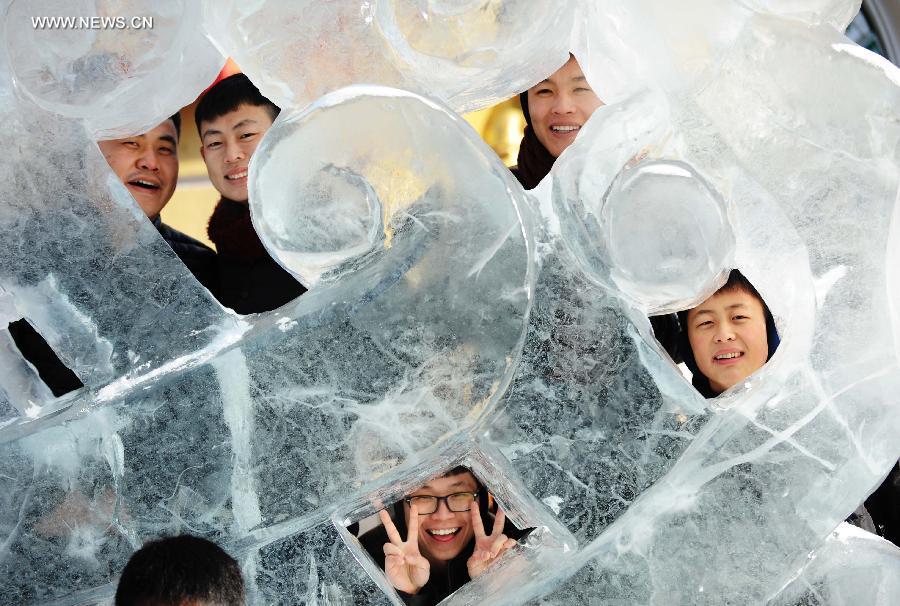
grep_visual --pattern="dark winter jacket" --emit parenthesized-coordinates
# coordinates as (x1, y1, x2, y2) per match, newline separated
(152, 217, 216, 291)
(865, 461, 900, 547)
(8, 319, 83, 397)
(207, 198, 306, 314)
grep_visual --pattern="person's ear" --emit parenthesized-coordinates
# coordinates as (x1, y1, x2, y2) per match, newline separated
(199, 145, 206, 161)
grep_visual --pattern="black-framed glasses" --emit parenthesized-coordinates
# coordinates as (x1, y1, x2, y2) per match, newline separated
(404, 492, 479, 515)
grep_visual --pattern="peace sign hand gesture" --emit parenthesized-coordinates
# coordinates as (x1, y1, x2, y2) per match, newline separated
(467, 505, 517, 579)
(379, 505, 431, 595)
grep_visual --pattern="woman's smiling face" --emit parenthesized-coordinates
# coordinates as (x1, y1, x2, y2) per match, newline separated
(527, 56, 604, 158)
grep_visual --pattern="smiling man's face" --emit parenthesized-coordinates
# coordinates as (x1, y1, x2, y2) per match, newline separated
(527, 56, 604, 158)
(403, 471, 479, 565)
(199, 103, 274, 203)
(687, 288, 769, 394)
(96, 120, 178, 220)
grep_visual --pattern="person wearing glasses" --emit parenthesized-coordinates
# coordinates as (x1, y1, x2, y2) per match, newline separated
(359, 466, 523, 605)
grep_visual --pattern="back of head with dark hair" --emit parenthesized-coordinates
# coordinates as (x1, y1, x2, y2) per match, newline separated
(115, 535, 245, 606)
(194, 73, 280, 134)
(676, 269, 780, 397)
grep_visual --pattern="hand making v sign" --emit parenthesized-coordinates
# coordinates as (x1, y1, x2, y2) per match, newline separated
(467, 503, 517, 578)
(379, 504, 431, 595)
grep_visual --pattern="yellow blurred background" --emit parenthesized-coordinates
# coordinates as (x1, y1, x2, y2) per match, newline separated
(161, 94, 527, 250)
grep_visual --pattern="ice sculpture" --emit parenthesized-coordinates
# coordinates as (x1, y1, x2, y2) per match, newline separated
(4, 0, 224, 139)
(771, 523, 900, 605)
(202, 0, 573, 114)
(1, 1, 898, 605)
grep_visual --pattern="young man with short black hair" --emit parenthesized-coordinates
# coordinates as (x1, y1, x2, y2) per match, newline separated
(677, 271, 899, 544)
(195, 73, 305, 314)
(359, 467, 524, 605)
(115, 534, 245, 606)
(677, 269, 779, 398)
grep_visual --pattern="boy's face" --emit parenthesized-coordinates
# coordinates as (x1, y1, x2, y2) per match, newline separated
(686, 288, 769, 394)
(199, 103, 274, 203)
(403, 472, 479, 564)
(96, 119, 178, 220)
(527, 56, 604, 158)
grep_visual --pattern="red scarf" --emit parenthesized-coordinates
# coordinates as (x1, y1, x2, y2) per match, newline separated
(207, 198, 269, 260)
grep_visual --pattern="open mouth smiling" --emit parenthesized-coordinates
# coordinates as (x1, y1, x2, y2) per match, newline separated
(550, 125, 580, 133)
(713, 351, 744, 363)
(426, 527, 461, 542)
(128, 178, 160, 191)
(225, 169, 248, 181)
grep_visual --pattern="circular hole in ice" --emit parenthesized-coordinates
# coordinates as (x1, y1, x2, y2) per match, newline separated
(252, 157, 383, 288)
(249, 85, 532, 290)
(601, 160, 734, 313)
